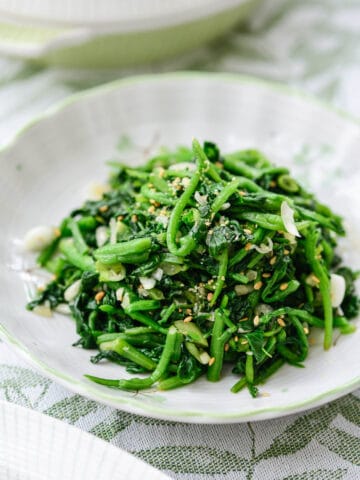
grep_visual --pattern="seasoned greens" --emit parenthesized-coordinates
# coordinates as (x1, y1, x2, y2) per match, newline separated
(27, 139, 359, 397)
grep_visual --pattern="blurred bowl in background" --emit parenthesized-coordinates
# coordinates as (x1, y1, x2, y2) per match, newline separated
(0, 0, 261, 69)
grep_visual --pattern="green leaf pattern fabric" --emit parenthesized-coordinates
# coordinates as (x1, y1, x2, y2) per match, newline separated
(0, 0, 360, 478)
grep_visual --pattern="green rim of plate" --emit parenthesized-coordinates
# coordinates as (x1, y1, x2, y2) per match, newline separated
(1, 72, 359, 423)
(0, 21, 65, 44)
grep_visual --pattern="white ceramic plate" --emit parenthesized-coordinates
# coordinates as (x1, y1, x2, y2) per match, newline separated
(0, 1, 260, 68)
(0, 0, 254, 28)
(0, 400, 169, 479)
(1, 73, 359, 423)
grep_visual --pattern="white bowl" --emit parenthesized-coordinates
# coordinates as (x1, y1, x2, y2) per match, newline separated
(0, 0, 257, 28)
(0, 0, 261, 68)
(1, 73, 359, 423)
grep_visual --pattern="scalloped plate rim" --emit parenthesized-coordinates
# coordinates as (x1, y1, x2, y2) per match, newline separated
(0, 72, 359, 424)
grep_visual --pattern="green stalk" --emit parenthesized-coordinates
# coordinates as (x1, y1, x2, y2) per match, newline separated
(85, 325, 178, 390)
(207, 309, 226, 382)
(59, 238, 95, 271)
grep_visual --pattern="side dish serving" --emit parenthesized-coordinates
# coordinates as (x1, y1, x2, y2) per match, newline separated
(25, 139, 359, 397)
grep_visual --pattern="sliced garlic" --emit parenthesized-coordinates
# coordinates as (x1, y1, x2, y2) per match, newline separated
(116, 287, 125, 302)
(33, 301, 52, 317)
(152, 268, 164, 282)
(140, 276, 156, 290)
(23, 226, 57, 252)
(235, 284, 254, 296)
(95, 226, 109, 247)
(55, 303, 71, 315)
(281, 201, 301, 237)
(330, 273, 346, 308)
(64, 279, 82, 302)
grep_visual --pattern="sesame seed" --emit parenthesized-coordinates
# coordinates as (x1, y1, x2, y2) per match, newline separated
(277, 318, 286, 327)
(279, 283, 288, 291)
(253, 315, 260, 327)
(303, 327, 309, 335)
(184, 316, 193, 323)
(284, 249, 290, 255)
(261, 392, 271, 397)
(208, 357, 216, 366)
(262, 273, 271, 278)
(95, 291, 105, 303)
(207, 292, 214, 302)
(269, 256, 277, 265)
(131, 214, 138, 223)
(270, 180, 277, 187)
(224, 343, 230, 352)
(254, 281, 263, 290)
(244, 228, 252, 235)
(186, 308, 192, 315)
(311, 274, 320, 284)
(148, 206, 155, 214)
(99, 205, 109, 212)
(234, 336, 239, 342)
(54, 228, 61, 237)
(239, 191, 246, 197)
(245, 242, 252, 251)
(117, 215, 124, 221)
(240, 317, 249, 322)
(240, 339, 248, 345)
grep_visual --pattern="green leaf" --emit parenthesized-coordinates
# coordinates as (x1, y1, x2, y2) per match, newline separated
(90, 411, 133, 441)
(0, 366, 50, 409)
(339, 394, 360, 427)
(90, 411, 176, 441)
(136, 446, 248, 474)
(317, 427, 360, 466)
(258, 405, 338, 460)
(245, 330, 265, 362)
(206, 222, 244, 257)
(44, 394, 99, 423)
(281, 468, 348, 480)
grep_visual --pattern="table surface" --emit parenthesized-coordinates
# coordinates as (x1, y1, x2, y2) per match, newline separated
(0, 1, 359, 479)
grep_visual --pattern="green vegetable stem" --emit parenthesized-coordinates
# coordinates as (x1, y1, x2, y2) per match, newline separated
(27, 137, 358, 397)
